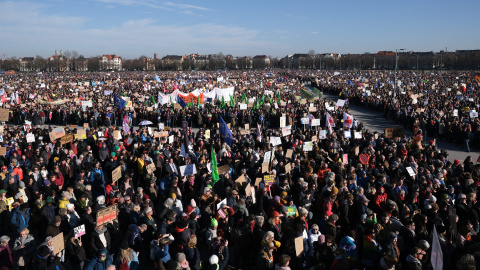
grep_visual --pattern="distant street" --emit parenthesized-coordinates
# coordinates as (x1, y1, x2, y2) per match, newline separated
(321, 92, 478, 163)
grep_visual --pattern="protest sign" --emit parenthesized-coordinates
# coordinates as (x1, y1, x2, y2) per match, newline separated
(295, 236, 304, 257)
(282, 126, 291, 137)
(262, 162, 269, 173)
(235, 175, 246, 184)
(146, 163, 156, 174)
(113, 130, 122, 140)
(286, 206, 297, 217)
(0, 109, 9, 121)
(0, 147, 6, 156)
(286, 149, 293, 159)
(180, 164, 197, 176)
(52, 127, 65, 140)
(384, 127, 403, 138)
(354, 131, 362, 139)
(264, 175, 275, 186)
(336, 99, 346, 107)
(216, 198, 227, 210)
(303, 141, 313, 151)
(255, 178, 263, 187)
(218, 165, 230, 175)
(112, 166, 122, 183)
(319, 130, 326, 139)
(301, 118, 309, 124)
(344, 131, 351, 138)
(342, 154, 348, 164)
(406, 167, 416, 177)
(245, 183, 252, 197)
(60, 134, 73, 145)
(285, 163, 292, 174)
(74, 225, 86, 238)
(77, 129, 87, 140)
(26, 133, 35, 143)
(311, 119, 320, 126)
(96, 204, 117, 225)
(270, 137, 282, 146)
(52, 233, 64, 255)
(280, 117, 286, 128)
(239, 103, 247, 110)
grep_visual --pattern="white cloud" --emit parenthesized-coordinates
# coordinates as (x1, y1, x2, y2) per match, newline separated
(163, 1, 209, 11)
(0, 1, 278, 58)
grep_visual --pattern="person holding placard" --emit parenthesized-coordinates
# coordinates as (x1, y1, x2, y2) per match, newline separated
(65, 233, 86, 270)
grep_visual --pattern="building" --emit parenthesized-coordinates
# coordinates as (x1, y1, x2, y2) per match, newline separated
(161, 55, 183, 70)
(46, 52, 70, 72)
(18, 57, 35, 71)
(99, 54, 122, 70)
(252, 55, 270, 69)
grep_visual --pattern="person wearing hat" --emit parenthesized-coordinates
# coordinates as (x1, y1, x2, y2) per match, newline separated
(174, 219, 193, 252)
(174, 252, 190, 270)
(115, 241, 139, 270)
(66, 203, 81, 228)
(85, 248, 112, 270)
(268, 211, 283, 240)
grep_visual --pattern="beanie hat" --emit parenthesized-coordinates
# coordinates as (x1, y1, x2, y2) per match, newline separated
(211, 218, 218, 227)
(66, 203, 74, 211)
(209, 255, 219, 265)
(19, 181, 25, 188)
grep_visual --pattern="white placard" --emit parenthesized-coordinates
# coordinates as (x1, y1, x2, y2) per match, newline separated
(311, 119, 320, 126)
(354, 131, 362, 139)
(319, 130, 327, 139)
(74, 224, 86, 238)
(26, 133, 35, 143)
(264, 150, 272, 163)
(239, 103, 247, 110)
(303, 141, 313, 152)
(168, 135, 174, 144)
(301, 118, 309, 124)
(159, 123, 164, 130)
(344, 131, 351, 138)
(470, 110, 478, 118)
(282, 126, 291, 137)
(180, 164, 197, 177)
(336, 99, 346, 107)
(406, 167, 416, 177)
(270, 137, 282, 146)
(217, 198, 227, 210)
(280, 117, 286, 128)
(453, 109, 458, 117)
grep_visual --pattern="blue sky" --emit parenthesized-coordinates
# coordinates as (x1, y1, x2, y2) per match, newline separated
(0, 0, 479, 59)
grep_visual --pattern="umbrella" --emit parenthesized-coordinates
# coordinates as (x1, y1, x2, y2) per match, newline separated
(139, 120, 153, 126)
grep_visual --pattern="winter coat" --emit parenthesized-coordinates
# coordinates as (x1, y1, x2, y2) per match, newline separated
(11, 208, 30, 232)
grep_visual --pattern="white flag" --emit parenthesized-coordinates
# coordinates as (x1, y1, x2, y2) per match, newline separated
(430, 225, 443, 270)
(343, 112, 353, 129)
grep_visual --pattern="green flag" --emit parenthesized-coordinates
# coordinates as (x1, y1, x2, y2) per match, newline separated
(242, 93, 246, 104)
(197, 96, 201, 108)
(261, 93, 265, 105)
(277, 92, 281, 104)
(151, 95, 157, 105)
(229, 95, 234, 107)
(222, 96, 225, 109)
(211, 147, 219, 184)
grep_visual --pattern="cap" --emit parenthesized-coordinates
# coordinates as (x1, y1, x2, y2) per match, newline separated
(1, 166, 6, 170)
(67, 203, 74, 211)
(454, 159, 460, 165)
(211, 218, 218, 227)
(0, 189, 6, 194)
(46, 196, 53, 203)
(272, 211, 283, 218)
(54, 216, 62, 223)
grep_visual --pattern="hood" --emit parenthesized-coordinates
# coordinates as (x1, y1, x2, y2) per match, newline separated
(406, 254, 420, 264)
(129, 224, 140, 233)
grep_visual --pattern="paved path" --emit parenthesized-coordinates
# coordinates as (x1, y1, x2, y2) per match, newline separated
(320, 92, 478, 162)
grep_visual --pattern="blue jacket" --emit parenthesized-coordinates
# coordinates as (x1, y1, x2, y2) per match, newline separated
(85, 252, 112, 270)
(155, 244, 171, 263)
(11, 208, 30, 232)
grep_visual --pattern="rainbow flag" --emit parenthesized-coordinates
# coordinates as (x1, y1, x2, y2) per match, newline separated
(475, 74, 480, 85)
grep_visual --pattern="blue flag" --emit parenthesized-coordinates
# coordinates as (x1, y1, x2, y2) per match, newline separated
(219, 116, 232, 146)
(114, 94, 126, 110)
(347, 80, 354, 86)
(177, 95, 187, 109)
(154, 75, 161, 82)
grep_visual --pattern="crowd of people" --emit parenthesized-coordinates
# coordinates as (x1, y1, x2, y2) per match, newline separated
(0, 69, 479, 270)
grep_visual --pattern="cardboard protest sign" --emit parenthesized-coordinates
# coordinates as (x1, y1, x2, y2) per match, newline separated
(113, 130, 122, 140)
(384, 127, 403, 138)
(264, 175, 275, 186)
(235, 175, 246, 184)
(295, 236, 304, 257)
(286, 149, 293, 159)
(261, 162, 269, 173)
(52, 233, 64, 255)
(74, 225, 86, 238)
(96, 204, 117, 225)
(255, 178, 262, 187)
(0, 147, 6, 156)
(77, 129, 87, 140)
(0, 109, 9, 121)
(146, 163, 156, 174)
(159, 131, 169, 138)
(60, 134, 74, 145)
(309, 107, 317, 112)
(240, 130, 250, 135)
(112, 166, 122, 183)
(245, 124, 250, 130)
(285, 163, 292, 174)
(180, 164, 197, 176)
(218, 165, 230, 175)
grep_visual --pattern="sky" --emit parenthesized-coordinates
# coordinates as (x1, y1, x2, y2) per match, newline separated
(0, 0, 479, 59)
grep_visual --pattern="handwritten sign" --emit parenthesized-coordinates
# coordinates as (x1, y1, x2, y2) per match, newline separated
(0, 147, 5, 156)
(52, 127, 66, 140)
(264, 175, 275, 186)
(282, 126, 291, 137)
(285, 163, 292, 174)
(26, 133, 35, 143)
(261, 162, 269, 173)
(384, 127, 403, 138)
(303, 141, 313, 152)
(311, 119, 320, 126)
(74, 225, 86, 238)
(218, 165, 230, 175)
(270, 137, 282, 146)
(295, 236, 304, 257)
(60, 134, 74, 145)
(112, 166, 122, 183)
(235, 175, 246, 184)
(77, 129, 87, 140)
(286, 149, 293, 159)
(96, 204, 117, 225)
